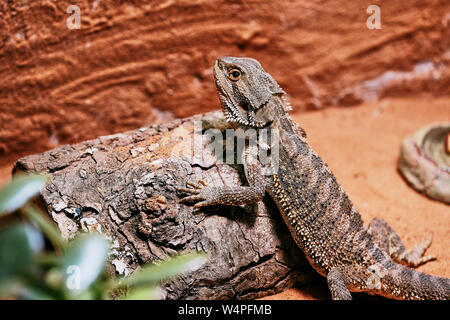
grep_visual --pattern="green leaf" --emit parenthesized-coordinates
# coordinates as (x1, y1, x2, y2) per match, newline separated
(0, 173, 47, 215)
(61, 234, 110, 295)
(24, 224, 45, 253)
(122, 285, 162, 300)
(22, 204, 66, 252)
(3, 280, 59, 300)
(0, 224, 34, 288)
(44, 267, 64, 291)
(72, 288, 96, 300)
(35, 253, 61, 268)
(121, 252, 206, 287)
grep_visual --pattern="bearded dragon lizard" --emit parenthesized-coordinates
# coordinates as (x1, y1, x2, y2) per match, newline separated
(178, 56, 450, 300)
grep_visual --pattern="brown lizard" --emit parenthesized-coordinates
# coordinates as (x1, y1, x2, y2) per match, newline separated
(178, 56, 450, 300)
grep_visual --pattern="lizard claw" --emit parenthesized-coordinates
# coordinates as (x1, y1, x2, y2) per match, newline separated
(193, 201, 212, 209)
(187, 180, 207, 189)
(177, 187, 200, 195)
(178, 180, 211, 207)
(177, 180, 208, 195)
(407, 234, 436, 266)
(179, 194, 206, 203)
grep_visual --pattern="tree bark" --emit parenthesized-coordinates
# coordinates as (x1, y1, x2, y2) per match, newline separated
(13, 111, 315, 299)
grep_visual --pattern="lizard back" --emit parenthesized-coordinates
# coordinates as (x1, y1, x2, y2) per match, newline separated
(266, 109, 382, 275)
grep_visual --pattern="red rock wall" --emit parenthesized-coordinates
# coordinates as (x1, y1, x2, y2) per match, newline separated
(1, 0, 449, 165)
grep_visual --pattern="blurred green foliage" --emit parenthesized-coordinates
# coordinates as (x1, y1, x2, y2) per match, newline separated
(0, 173, 205, 300)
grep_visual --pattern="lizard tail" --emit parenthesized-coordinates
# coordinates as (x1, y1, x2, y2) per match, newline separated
(380, 264, 450, 300)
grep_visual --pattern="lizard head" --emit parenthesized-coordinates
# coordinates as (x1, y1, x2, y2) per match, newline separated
(213, 56, 285, 128)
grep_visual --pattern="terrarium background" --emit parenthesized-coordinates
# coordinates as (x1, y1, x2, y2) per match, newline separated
(0, 0, 449, 165)
(0, 0, 449, 300)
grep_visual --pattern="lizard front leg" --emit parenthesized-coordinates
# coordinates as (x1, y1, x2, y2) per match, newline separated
(178, 180, 265, 209)
(178, 146, 267, 209)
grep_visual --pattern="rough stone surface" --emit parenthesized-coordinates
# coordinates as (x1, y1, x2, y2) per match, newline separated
(398, 123, 450, 204)
(14, 111, 315, 300)
(1, 0, 449, 165)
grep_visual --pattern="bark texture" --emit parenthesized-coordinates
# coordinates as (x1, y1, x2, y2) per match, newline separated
(14, 111, 315, 300)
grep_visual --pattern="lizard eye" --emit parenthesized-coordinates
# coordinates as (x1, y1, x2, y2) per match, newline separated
(228, 69, 242, 81)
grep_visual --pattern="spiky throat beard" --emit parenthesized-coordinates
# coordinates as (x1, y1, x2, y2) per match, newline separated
(217, 91, 270, 129)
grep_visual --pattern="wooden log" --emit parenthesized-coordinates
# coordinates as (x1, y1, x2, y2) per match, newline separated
(14, 111, 315, 299)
